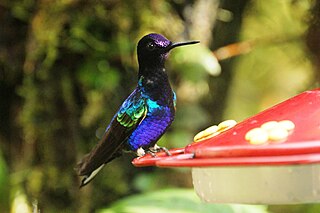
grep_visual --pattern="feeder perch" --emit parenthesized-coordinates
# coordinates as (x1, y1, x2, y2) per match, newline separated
(132, 89, 320, 204)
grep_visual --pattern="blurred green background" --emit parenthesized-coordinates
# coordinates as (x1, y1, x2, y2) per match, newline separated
(1, 0, 319, 212)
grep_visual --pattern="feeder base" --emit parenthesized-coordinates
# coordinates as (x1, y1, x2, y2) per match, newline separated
(192, 164, 320, 204)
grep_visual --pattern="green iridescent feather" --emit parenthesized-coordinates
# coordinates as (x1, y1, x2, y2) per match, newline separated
(117, 96, 147, 128)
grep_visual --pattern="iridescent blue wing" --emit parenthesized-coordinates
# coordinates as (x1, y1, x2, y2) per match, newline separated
(77, 88, 147, 186)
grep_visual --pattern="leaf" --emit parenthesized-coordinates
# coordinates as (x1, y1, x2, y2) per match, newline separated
(98, 188, 269, 213)
(172, 45, 221, 81)
(0, 150, 9, 211)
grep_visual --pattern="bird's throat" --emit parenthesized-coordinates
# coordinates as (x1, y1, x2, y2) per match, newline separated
(138, 67, 173, 102)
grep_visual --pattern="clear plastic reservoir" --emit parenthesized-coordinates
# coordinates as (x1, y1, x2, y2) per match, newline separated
(192, 164, 320, 204)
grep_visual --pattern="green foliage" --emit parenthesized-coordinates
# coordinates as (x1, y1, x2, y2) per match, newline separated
(172, 45, 221, 82)
(224, 0, 314, 121)
(98, 188, 269, 213)
(0, 151, 9, 211)
(78, 60, 120, 91)
(269, 203, 320, 213)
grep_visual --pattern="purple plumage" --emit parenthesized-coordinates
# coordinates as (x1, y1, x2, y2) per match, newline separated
(128, 105, 174, 150)
(76, 33, 199, 187)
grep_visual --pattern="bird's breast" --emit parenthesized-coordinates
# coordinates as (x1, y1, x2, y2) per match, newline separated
(146, 99, 161, 113)
(145, 94, 175, 115)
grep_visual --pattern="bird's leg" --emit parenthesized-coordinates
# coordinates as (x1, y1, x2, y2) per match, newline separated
(146, 151, 157, 157)
(137, 145, 171, 158)
(149, 144, 172, 156)
(161, 146, 172, 156)
(137, 147, 146, 157)
(137, 147, 156, 157)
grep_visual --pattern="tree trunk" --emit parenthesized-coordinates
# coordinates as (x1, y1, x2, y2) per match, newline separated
(306, 0, 320, 84)
(205, 0, 249, 123)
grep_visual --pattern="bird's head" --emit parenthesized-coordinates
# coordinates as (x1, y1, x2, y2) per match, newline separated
(137, 33, 199, 69)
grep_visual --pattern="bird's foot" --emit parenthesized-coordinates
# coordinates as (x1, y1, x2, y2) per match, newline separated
(146, 150, 157, 157)
(137, 147, 157, 157)
(136, 145, 171, 158)
(149, 144, 172, 156)
(137, 147, 146, 157)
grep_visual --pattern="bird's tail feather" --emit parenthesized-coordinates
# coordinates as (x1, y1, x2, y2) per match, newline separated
(76, 136, 124, 173)
(79, 164, 105, 188)
(76, 118, 130, 187)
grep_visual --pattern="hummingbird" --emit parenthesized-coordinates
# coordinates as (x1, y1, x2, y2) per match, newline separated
(76, 33, 199, 187)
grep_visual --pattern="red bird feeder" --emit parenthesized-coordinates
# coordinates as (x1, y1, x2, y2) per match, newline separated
(132, 89, 320, 204)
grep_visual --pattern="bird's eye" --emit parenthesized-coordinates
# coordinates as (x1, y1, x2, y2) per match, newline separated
(146, 42, 156, 51)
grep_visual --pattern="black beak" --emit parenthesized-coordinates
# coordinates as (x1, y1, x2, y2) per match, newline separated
(167, 40, 200, 51)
